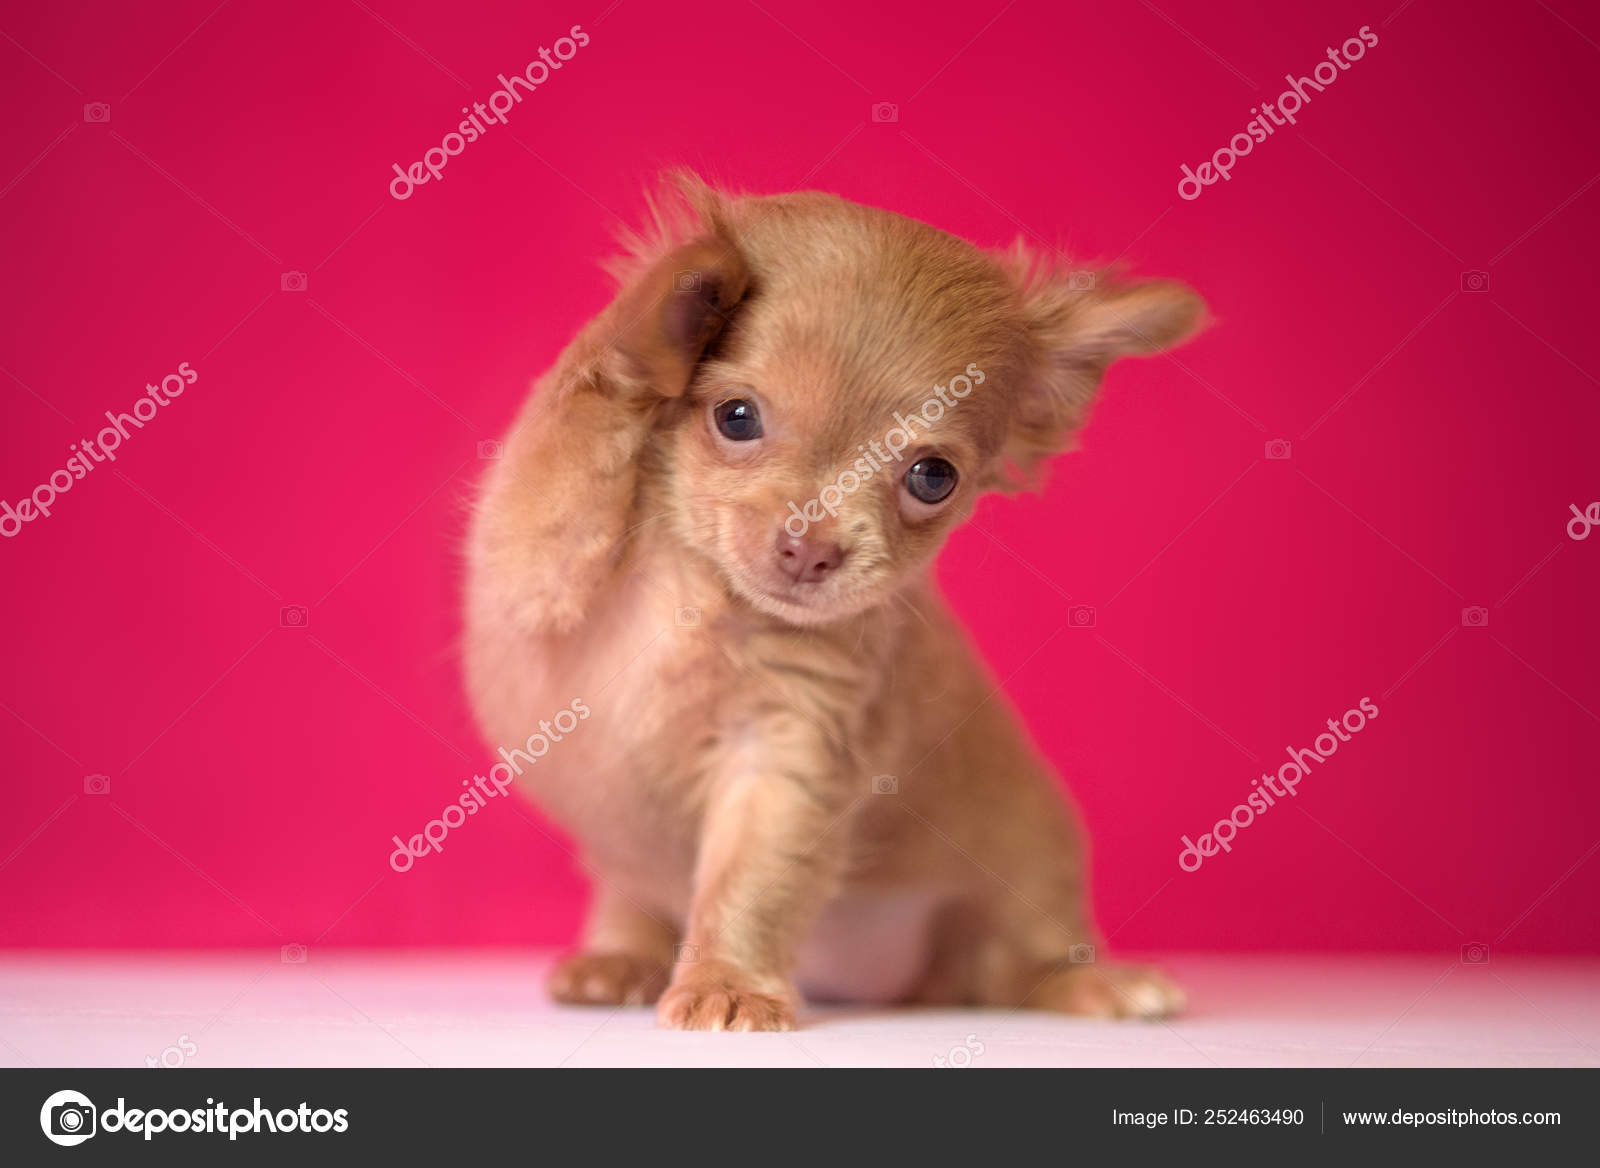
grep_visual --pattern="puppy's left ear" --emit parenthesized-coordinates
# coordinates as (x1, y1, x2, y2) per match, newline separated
(604, 234, 750, 400)
(1005, 260, 1206, 479)
(598, 172, 750, 401)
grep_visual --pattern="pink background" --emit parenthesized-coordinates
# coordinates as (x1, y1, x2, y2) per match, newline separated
(2, 0, 1595, 957)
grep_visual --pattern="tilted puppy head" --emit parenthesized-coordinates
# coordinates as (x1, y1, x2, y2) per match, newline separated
(605, 174, 1205, 627)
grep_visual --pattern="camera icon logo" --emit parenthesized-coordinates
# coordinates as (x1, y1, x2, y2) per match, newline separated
(1265, 438, 1292, 460)
(1461, 606, 1489, 628)
(476, 439, 504, 460)
(674, 606, 701, 627)
(1068, 605, 1096, 628)
(1460, 270, 1490, 293)
(280, 605, 309, 628)
(83, 102, 110, 123)
(1068, 943, 1096, 964)
(674, 943, 700, 963)
(84, 773, 111, 796)
(673, 270, 701, 292)
(871, 102, 899, 123)
(871, 774, 899, 795)
(281, 943, 308, 964)
(1066, 270, 1096, 292)
(40, 1090, 97, 1146)
(280, 270, 309, 293)
(1461, 942, 1490, 964)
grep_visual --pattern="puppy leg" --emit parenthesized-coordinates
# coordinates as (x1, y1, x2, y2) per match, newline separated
(904, 899, 985, 1005)
(991, 893, 1186, 1021)
(1022, 960, 1187, 1020)
(657, 745, 853, 1031)
(548, 886, 677, 1006)
(471, 232, 749, 636)
(959, 795, 1185, 1019)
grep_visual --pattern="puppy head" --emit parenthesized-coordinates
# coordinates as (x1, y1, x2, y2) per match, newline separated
(613, 175, 1205, 627)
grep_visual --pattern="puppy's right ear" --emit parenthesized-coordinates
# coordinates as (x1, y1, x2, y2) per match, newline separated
(599, 233, 750, 399)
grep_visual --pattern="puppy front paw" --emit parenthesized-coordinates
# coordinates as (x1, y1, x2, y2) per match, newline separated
(1030, 961, 1186, 1020)
(548, 952, 669, 1006)
(656, 961, 797, 1031)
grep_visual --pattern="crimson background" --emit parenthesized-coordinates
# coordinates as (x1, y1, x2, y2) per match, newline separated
(2, 0, 1596, 954)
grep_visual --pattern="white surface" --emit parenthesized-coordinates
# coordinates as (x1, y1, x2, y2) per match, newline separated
(1, 952, 1596, 1068)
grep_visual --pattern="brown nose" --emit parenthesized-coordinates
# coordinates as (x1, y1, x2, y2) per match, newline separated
(776, 531, 845, 584)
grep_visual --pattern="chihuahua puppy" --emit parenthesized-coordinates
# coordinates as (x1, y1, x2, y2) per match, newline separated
(465, 174, 1204, 1031)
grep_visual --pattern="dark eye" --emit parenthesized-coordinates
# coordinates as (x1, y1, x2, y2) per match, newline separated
(905, 457, 958, 504)
(713, 398, 763, 441)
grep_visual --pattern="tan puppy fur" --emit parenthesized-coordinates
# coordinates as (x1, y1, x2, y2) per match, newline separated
(465, 174, 1205, 1031)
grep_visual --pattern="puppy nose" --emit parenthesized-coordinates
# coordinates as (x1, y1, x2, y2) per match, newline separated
(776, 531, 845, 584)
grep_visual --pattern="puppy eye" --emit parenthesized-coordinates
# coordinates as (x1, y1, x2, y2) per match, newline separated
(713, 398, 763, 441)
(905, 457, 958, 504)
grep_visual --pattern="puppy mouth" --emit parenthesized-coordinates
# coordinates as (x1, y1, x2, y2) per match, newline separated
(728, 564, 867, 627)
(741, 579, 849, 625)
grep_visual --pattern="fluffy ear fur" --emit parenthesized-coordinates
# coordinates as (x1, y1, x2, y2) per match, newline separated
(599, 173, 750, 399)
(1000, 243, 1206, 481)
(602, 235, 749, 399)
